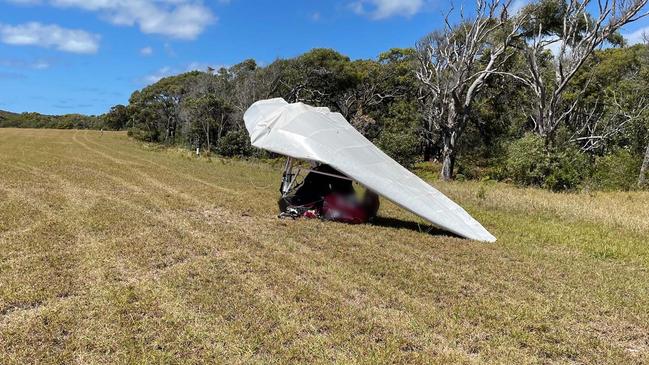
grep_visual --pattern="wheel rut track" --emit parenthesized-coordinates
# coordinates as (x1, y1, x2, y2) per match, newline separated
(77, 131, 237, 195)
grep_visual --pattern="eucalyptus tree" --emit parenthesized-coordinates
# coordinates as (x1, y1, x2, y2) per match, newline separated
(416, 0, 524, 180)
(636, 36, 649, 187)
(128, 71, 206, 143)
(102, 104, 130, 130)
(334, 49, 418, 137)
(183, 94, 232, 153)
(278, 49, 355, 110)
(502, 0, 648, 144)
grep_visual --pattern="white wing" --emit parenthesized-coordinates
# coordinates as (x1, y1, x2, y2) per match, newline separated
(244, 98, 496, 242)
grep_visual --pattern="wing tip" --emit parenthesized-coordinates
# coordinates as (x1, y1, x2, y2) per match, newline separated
(474, 231, 497, 243)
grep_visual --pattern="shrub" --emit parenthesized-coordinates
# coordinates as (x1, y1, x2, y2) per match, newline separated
(128, 128, 159, 142)
(504, 134, 548, 187)
(413, 161, 442, 182)
(589, 149, 642, 191)
(503, 134, 590, 191)
(543, 145, 590, 191)
(216, 130, 252, 157)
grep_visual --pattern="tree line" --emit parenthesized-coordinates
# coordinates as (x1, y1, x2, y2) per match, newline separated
(91, 0, 649, 190)
(0, 110, 102, 130)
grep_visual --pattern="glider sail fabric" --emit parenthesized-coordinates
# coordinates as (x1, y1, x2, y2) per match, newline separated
(244, 98, 496, 242)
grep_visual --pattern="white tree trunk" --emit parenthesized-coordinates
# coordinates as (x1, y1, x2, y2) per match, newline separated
(441, 148, 455, 181)
(440, 127, 458, 181)
(639, 142, 649, 187)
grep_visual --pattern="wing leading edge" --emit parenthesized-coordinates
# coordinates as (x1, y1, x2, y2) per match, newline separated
(244, 98, 496, 242)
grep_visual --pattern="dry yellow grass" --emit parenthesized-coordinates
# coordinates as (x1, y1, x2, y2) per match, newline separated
(1, 128, 648, 364)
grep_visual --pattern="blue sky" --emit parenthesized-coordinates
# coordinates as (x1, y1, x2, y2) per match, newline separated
(1, 0, 649, 116)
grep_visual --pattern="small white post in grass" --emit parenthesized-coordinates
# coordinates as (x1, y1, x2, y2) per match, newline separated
(196, 147, 200, 156)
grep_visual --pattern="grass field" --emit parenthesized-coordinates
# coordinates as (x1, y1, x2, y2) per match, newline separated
(1, 128, 648, 364)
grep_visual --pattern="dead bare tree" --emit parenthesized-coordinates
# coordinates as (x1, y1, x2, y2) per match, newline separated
(336, 58, 414, 137)
(336, 74, 404, 121)
(227, 60, 282, 129)
(418, 93, 444, 161)
(570, 91, 649, 152)
(501, 0, 649, 142)
(416, 0, 524, 180)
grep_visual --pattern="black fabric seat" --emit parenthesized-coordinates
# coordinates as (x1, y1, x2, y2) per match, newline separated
(278, 164, 354, 212)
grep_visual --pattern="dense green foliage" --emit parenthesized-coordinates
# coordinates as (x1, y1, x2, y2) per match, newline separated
(102, 105, 130, 131)
(0, 110, 102, 130)
(502, 134, 591, 191)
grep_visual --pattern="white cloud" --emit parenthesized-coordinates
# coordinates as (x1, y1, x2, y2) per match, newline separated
(0, 58, 52, 69)
(350, 0, 424, 19)
(142, 62, 224, 85)
(510, 0, 529, 15)
(32, 60, 51, 69)
(5, 0, 41, 4)
(545, 40, 563, 57)
(143, 66, 173, 84)
(624, 26, 649, 45)
(0, 22, 100, 53)
(185, 62, 210, 72)
(6, 0, 216, 40)
(140, 46, 153, 56)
